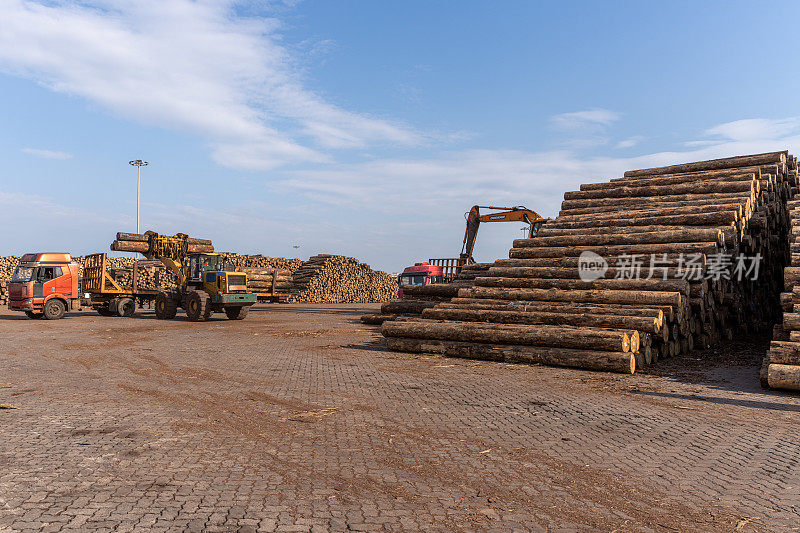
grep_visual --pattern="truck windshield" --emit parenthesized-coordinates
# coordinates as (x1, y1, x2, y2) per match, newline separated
(399, 274, 426, 286)
(11, 266, 35, 283)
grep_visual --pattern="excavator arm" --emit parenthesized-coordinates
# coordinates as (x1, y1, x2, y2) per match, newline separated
(460, 205, 548, 262)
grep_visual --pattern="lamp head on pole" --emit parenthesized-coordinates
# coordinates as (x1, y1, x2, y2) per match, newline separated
(129, 160, 149, 167)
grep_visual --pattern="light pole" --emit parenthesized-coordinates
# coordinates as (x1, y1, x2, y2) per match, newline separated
(293, 245, 301, 259)
(129, 160, 148, 233)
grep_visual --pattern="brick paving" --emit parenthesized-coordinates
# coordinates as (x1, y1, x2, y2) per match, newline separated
(1, 304, 799, 532)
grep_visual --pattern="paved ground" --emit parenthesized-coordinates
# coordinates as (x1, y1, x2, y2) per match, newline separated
(1, 304, 800, 532)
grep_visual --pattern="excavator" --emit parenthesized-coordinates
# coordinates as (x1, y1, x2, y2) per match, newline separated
(399, 205, 549, 288)
(459, 205, 549, 264)
(134, 232, 256, 321)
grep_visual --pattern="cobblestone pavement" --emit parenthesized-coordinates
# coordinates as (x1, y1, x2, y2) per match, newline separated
(1, 304, 799, 532)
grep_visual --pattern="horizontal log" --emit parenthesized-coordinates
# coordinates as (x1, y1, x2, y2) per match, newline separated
(116, 232, 213, 245)
(508, 242, 720, 259)
(385, 337, 635, 374)
(538, 224, 733, 238)
(558, 199, 748, 218)
(382, 320, 631, 352)
(543, 212, 738, 230)
(588, 167, 763, 189)
(486, 266, 703, 281)
(110, 240, 214, 254)
(473, 276, 690, 296)
(460, 286, 682, 307)
(767, 341, 800, 365)
(563, 177, 756, 201)
(381, 300, 437, 314)
(439, 299, 664, 322)
(421, 307, 661, 334)
(767, 363, 800, 391)
(401, 283, 470, 298)
(516, 228, 723, 248)
(494, 255, 706, 268)
(360, 314, 397, 325)
(624, 152, 785, 178)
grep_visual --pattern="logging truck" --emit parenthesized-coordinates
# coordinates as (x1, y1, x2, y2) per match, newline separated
(7, 253, 82, 319)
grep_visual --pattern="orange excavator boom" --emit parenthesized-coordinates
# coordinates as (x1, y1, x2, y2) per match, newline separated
(460, 205, 549, 262)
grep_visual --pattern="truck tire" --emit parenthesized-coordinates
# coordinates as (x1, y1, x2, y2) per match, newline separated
(43, 299, 66, 320)
(154, 292, 178, 320)
(224, 306, 249, 320)
(24, 311, 43, 319)
(117, 298, 135, 317)
(185, 290, 212, 322)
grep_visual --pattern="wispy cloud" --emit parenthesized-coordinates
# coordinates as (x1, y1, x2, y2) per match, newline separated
(549, 109, 621, 131)
(704, 117, 800, 142)
(0, 0, 422, 170)
(615, 136, 643, 149)
(21, 147, 73, 160)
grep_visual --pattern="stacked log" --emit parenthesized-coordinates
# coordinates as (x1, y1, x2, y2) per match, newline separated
(288, 255, 397, 303)
(243, 267, 293, 299)
(221, 253, 301, 273)
(361, 262, 490, 325)
(763, 167, 800, 390)
(0, 256, 18, 306)
(110, 232, 214, 254)
(383, 151, 794, 374)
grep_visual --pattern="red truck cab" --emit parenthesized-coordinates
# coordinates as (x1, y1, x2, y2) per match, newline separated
(397, 262, 445, 298)
(8, 253, 81, 319)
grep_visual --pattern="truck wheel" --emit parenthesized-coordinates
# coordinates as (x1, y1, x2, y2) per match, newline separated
(154, 292, 178, 320)
(117, 298, 135, 317)
(224, 306, 249, 320)
(185, 290, 212, 322)
(43, 299, 66, 320)
(24, 311, 43, 319)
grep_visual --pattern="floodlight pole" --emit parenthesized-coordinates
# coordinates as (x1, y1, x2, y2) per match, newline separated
(129, 160, 149, 233)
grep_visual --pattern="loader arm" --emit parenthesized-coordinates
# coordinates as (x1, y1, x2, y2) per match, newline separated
(460, 205, 549, 262)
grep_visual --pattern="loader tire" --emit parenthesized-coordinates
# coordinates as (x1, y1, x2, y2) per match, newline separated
(185, 291, 212, 322)
(117, 298, 135, 317)
(154, 292, 178, 320)
(43, 299, 66, 320)
(224, 306, 249, 320)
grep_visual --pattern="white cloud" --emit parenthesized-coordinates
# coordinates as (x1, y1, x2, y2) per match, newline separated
(21, 148, 73, 160)
(549, 109, 621, 130)
(615, 136, 643, 149)
(704, 117, 800, 142)
(0, 0, 422, 170)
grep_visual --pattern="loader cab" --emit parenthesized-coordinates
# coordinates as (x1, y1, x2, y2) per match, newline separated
(186, 253, 227, 281)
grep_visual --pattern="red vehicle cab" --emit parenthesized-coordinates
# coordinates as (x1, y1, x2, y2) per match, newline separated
(397, 262, 445, 297)
(8, 253, 81, 320)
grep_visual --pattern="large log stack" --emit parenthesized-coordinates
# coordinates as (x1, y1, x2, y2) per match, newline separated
(289, 254, 398, 303)
(383, 151, 795, 374)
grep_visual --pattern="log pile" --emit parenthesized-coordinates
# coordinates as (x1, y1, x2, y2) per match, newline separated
(221, 253, 301, 273)
(763, 190, 800, 390)
(288, 254, 397, 303)
(0, 256, 18, 306)
(110, 232, 214, 254)
(361, 262, 490, 325)
(383, 151, 795, 374)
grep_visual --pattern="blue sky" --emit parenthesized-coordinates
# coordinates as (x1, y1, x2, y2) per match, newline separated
(2, 0, 800, 271)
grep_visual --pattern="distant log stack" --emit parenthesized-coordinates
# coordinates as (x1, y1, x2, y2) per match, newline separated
(361, 262, 490, 325)
(289, 254, 397, 303)
(383, 151, 795, 374)
(0, 256, 18, 306)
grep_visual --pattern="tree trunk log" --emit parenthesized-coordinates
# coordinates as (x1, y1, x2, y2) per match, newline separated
(382, 320, 631, 352)
(385, 337, 635, 374)
(459, 286, 682, 307)
(767, 363, 800, 391)
(624, 152, 785, 177)
(508, 242, 719, 258)
(473, 276, 689, 295)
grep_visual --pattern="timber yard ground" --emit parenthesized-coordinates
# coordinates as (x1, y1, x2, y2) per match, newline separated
(1, 305, 799, 533)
